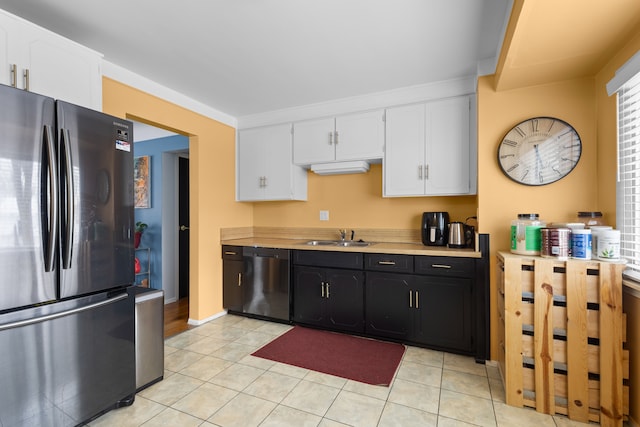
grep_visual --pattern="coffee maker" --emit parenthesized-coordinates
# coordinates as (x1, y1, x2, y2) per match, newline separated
(422, 212, 449, 246)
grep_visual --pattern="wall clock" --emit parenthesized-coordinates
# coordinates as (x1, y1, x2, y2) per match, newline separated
(497, 117, 581, 186)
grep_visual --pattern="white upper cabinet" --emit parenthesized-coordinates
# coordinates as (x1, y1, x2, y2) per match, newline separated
(293, 109, 385, 166)
(0, 10, 102, 110)
(384, 96, 476, 197)
(237, 123, 307, 201)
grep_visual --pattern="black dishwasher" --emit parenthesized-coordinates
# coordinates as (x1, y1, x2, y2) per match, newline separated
(223, 246, 291, 322)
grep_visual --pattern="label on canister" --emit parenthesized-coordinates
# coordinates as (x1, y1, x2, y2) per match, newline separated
(571, 229, 592, 260)
(541, 228, 571, 260)
(511, 224, 544, 255)
(590, 226, 613, 258)
(596, 229, 621, 261)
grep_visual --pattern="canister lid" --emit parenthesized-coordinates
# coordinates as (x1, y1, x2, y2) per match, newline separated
(577, 211, 603, 218)
(517, 213, 539, 220)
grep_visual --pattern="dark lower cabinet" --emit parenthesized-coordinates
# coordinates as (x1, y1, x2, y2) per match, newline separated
(222, 246, 243, 312)
(366, 272, 473, 352)
(365, 272, 412, 340)
(293, 265, 364, 333)
(412, 276, 473, 352)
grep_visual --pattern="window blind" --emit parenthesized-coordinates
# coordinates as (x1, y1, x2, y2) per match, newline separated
(616, 71, 640, 275)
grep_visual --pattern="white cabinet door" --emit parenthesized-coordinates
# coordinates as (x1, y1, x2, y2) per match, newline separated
(424, 96, 471, 195)
(384, 103, 426, 196)
(237, 124, 307, 201)
(0, 11, 102, 110)
(384, 96, 474, 197)
(293, 110, 384, 166)
(293, 117, 335, 165)
(334, 110, 385, 161)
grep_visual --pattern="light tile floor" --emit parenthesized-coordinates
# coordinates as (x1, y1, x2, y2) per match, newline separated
(90, 314, 603, 427)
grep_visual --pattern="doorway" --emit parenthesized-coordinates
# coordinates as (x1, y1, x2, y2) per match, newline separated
(178, 156, 190, 299)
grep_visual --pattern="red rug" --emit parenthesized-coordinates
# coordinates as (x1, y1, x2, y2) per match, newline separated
(251, 326, 405, 386)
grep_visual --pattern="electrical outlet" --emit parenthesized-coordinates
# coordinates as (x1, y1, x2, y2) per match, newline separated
(320, 210, 329, 221)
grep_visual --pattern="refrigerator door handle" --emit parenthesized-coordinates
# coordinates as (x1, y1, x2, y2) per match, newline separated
(44, 124, 58, 273)
(0, 292, 128, 332)
(61, 129, 74, 269)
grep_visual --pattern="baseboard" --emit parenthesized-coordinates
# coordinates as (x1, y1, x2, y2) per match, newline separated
(187, 310, 227, 326)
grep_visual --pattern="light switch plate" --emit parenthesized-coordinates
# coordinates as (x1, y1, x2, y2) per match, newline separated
(320, 210, 329, 221)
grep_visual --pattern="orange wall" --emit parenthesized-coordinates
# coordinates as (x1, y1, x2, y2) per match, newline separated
(253, 164, 477, 229)
(102, 78, 252, 321)
(477, 77, 599, 359)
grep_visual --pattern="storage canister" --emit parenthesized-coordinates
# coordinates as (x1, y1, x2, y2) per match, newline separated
(575, 211, 605, 228)
(590, 225, 613, 258)
(571, 229, 592, 260)
(596, 229, 621, 261)
(540, 227, 571, 260)
(511, 214, 545, 255)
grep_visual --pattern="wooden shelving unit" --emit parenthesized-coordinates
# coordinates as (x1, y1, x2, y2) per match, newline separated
(496, 252, 629, 426)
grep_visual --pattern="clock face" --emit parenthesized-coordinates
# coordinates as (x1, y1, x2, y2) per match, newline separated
(497, 117, 581, 186)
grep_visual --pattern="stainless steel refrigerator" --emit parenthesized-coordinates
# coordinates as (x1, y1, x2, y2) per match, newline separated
(0, 83, 136, 426)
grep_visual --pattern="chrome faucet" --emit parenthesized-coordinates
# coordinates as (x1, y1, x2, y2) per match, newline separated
(338, 229, 346, 241)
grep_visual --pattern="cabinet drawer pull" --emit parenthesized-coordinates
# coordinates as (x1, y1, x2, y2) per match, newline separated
(224, 251, 237, 255)
(237, 272, 242, 287)
(431, 264, 452, 269)
(10, 64, 17, 87)
(377, 261, 396, 266)
(23, 68, 29, 91)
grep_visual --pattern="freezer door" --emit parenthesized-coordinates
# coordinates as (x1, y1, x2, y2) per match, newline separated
(0, 290, 135, 426)
(56, 101, 134, 298)
(0, 84, 57, 311)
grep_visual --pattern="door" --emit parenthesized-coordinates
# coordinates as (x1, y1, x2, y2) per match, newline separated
(0, 291, 135, 425)
(414, 276, 473, 351)
(292, 266, 325, 325)
(57, 101, 134, 299)
(424, 96, 471, 195)
(178, 157, 189, 298)
(365, 272, 412, 340)
(0, 84, 57, 311)
(384, 103, 427, 196)
(324, 269, 364, 333)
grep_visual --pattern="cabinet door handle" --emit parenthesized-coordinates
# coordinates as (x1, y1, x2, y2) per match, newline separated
(224, 251, 237, 256)
(321, 282, 325, 298)
(326, 283, 330, 298)
(431, 264, 452, 269)
(415, 290, 419, 309)
(409, 290, 413, 308)
(237, 272, 242, 287)
(23, 68, 29, 91)
(377, 260, 396, 266)
(10, 64, 17, 87)
(334, 130, 339, 145)
(418, 165, 422, 180)
(425, 164, 429, 179)
(328, 132, 333, 145)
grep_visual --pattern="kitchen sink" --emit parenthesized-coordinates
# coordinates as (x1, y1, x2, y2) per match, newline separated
(304, 240, 372, 247)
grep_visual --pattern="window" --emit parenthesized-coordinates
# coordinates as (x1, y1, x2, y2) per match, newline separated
(611, 51, 640, 277)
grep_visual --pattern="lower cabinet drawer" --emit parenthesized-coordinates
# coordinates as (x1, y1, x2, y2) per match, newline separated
(364, 254, 413, 273)
(293, 250, 363, 270)
(414, 256, 474, 278)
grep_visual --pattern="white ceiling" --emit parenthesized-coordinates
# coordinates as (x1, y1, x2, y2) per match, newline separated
(0, 0, 511, 119)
